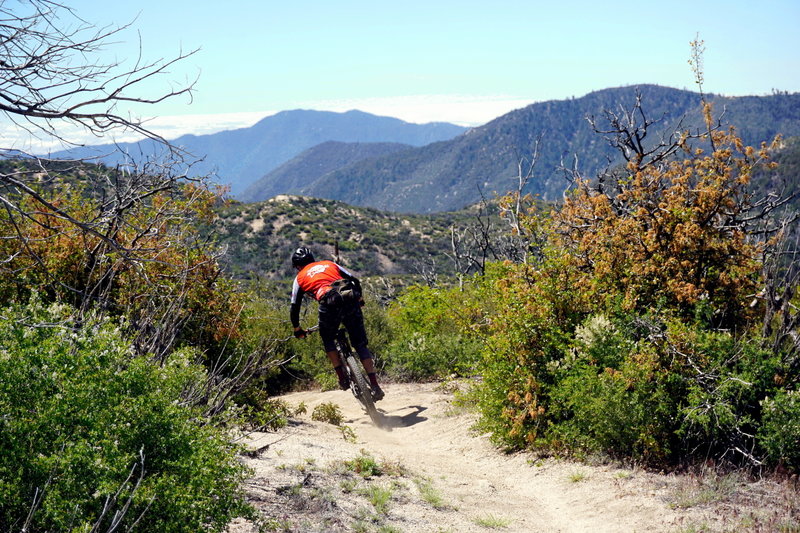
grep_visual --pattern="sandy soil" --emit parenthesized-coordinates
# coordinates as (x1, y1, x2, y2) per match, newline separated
(228, 382, 797, 533)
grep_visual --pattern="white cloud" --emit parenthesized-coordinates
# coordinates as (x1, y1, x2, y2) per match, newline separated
(0, 111, 275, 154)
(143, 111, 276, 137)
(2, 94, 533, 152)
(295, 94, 535, 127)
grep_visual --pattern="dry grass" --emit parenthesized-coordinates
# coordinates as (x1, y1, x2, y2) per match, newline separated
(667, 468, 800, 532)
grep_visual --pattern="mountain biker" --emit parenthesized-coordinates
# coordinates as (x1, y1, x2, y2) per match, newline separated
(289, 246, 385, 401)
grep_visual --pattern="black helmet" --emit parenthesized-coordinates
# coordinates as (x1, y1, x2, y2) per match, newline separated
(291, 246, 315, 268)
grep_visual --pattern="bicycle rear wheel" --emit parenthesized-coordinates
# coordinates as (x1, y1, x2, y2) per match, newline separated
(344, 354, 380, 426)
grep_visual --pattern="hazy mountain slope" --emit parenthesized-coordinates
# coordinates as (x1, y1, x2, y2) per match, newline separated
(301, 86, 800, 213)
(46, 110, 468, 196)
(239, 141, 413, 202)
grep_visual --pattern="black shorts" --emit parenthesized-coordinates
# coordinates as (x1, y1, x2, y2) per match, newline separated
(318, 300, 368, 353)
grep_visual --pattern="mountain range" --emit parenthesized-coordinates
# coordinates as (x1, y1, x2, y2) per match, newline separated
(48, 85, 800, 213)
(46, 110, 467, 196)
(284, 85, 800, 212)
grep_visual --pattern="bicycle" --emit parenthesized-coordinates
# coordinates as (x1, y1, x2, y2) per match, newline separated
(305, 325, 381, 426)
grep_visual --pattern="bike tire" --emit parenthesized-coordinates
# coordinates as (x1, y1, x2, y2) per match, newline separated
(344, 354, 380, 426)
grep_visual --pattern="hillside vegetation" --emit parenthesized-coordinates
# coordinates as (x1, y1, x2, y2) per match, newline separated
(239, 140, 413, 203)
(211, 194, 509, 281)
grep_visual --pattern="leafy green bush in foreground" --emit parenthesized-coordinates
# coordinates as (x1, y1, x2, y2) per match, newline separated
(0, 298, 250, 532)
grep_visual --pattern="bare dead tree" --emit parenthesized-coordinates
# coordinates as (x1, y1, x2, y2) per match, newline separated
(443, 165, 550, 284)
(371, 275, 399, 303)
(447, 193, 506, 277)
(760, 226, 800, 384)
(497, 134, 547, 264)
(506, 136, 542, 238)
(445, 223, 470, 290)
(586, 91, 702, 176)
(412, 255, 438, 287)
(568, 88, 795, 241)
(1, 0, 198, 147)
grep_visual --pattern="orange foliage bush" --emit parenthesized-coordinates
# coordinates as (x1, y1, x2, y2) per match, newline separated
(0, 163, 243, 356)
(553, 126, 779, 327)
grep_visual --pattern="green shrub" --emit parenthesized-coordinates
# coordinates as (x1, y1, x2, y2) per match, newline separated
(384, 284, 482, 380)
(358, 484, 393, 515)
(675, 327, 781, 463)
(311, 402, 344, 426)
(314, 370, 339, 391)
(344, 452, 383, 478)
(550, 351, 679, 461)
(234, 390, 295, 431)
(238, 291, 322, 393)
(0, 299, 250, 532)
(384, 331, 481, 380)
(543, 314, 677, 460)
(472, 283, 796, 467)
(758, 390, 800, 470)
(470, 262, 575, 450)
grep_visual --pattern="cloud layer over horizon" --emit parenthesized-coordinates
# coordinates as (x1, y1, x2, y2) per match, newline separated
(2, 94, 533, 153)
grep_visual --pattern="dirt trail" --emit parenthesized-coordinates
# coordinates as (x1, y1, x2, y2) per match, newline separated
(229, 383, 730, 532)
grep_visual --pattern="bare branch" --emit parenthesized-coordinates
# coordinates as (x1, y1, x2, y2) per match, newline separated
(1, 1, 198, 147)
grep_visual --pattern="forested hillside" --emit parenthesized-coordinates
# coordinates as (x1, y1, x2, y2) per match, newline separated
(214, 134, 800, 282)
(211, 194, 508, 281)
(299, 86, 800, 212)
(239, 141, 413, 203)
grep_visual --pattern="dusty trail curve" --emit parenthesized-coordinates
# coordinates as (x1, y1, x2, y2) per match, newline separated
(229, 383, 727, 532)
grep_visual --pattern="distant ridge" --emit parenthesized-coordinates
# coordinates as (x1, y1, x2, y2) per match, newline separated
(240, 140, 412, 203)
(46, 109, 468, 196)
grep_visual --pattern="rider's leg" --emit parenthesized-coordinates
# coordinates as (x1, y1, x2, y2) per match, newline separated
(319, 305, 348, 389)
(356, 345, 377, 377)
(355, 344, 383, 401)
(326, 349, 343, 367)
(326, 349, 350, 390)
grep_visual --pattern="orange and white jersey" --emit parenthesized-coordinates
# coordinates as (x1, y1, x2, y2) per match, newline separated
(291, 260, 354, 303)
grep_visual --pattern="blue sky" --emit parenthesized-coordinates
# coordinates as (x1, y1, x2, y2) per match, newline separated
(4, 0, 800, 147)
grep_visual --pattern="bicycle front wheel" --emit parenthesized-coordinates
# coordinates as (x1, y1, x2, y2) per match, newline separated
(344, 354, 380, 426)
